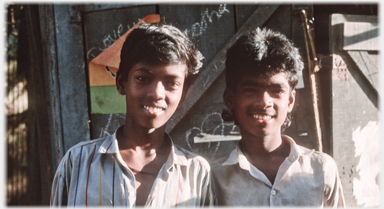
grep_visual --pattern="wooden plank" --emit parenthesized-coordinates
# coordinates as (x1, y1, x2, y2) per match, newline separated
(330, 13, 379, 207)
(159, 4, 235, 68)
(38, 5, 64, 164)
(343, 22, 379, 51)
(330, 14, 377, 53)
(166, 4, 280, 133)
(235, 4, 260, 31)
(82, 3, 152, 12)
(25, 5, 57, 204)
(54, 5, 91, 153)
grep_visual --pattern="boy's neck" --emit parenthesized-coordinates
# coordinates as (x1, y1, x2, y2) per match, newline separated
(239, 132, 290, 159)
(116, 123, 168, 153)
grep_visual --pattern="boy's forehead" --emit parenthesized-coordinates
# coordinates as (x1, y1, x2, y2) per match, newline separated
(238, 72, 290, 87)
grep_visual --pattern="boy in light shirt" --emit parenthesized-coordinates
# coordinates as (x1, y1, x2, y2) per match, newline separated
(211, 27, 345, 207)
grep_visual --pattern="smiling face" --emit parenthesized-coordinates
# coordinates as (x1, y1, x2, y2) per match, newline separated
(117, 61, 187, 131)
(224, 72, 295, 139)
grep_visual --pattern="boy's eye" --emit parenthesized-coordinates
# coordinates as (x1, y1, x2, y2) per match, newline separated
(272, 89, 284, 94)
(167, 81, 180, 89)
(243, 88, 257, 92)
(136, 76, 149, 82)
(269, 89, 285, 96)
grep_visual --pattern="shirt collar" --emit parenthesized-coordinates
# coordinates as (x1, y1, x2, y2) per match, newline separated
(98, 128, 186, 166)
(282, 135, 301, 162)
(99, 131, 118, 154)
(167, 134, 187, 166)
(222, 135, 302, 166)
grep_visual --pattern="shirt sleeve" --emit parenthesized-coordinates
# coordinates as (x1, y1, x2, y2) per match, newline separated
(323, 154, 346, 207)
(50, 152, 71, 207)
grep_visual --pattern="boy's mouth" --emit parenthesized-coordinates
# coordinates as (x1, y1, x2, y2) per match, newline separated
(143, 105, 165, 114)
(252, 114, 273, 124)
(253, 114, 272, 120)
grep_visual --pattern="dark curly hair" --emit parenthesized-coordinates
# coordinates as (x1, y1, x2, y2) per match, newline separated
(222, 27, 304, 130)
(116, 23, 204, 87)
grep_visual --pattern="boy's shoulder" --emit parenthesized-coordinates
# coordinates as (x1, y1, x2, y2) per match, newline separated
(296, 144, 339, 169)
(62, 135, 109, 158)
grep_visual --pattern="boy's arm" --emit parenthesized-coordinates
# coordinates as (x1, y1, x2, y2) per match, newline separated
(50, 153, 71, 207)
(323, 155, 346, 207)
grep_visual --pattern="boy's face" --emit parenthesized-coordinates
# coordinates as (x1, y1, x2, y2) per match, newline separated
(224, 72, 295, 138)
(117, 61, 187, 131)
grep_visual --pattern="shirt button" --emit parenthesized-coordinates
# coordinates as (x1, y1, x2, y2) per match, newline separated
(129, 191, 135, 197)
(271, 190, 276, 195)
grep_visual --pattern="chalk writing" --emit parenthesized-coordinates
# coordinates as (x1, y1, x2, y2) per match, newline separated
(97, 114, 126, 137)
(87, 21, 140, 61)
(185, 112, 239, 159)
(87, 5, 230, 61)
(188, 4, 230, 38)
(99, 114, 113, 137)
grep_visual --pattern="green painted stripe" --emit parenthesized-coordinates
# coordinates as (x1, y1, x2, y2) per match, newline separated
(90, 85, 126, 114)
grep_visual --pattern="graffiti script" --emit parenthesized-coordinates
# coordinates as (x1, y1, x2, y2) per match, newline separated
(87, 5, 230, 60)
(188, 4, 230, 37)
(87, 21, 140, 61)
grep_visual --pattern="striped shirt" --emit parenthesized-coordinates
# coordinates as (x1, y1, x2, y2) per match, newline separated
(50, 130, 214, 207)
(211, 135, 345, 207)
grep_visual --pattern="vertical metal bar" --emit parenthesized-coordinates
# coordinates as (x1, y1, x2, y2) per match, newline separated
(298, 9, 323, 152)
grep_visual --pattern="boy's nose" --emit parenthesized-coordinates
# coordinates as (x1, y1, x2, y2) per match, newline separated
(255, 91, 273, 109)
(148, 81, 165, 100)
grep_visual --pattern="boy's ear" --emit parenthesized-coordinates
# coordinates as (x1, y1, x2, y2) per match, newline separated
(116, 74, 126, 95)
(223, 88, 235, 110)
(287, 89, 296, 112)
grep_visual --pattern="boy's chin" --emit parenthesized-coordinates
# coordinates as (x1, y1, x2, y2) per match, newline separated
(141, 121, 168, 133)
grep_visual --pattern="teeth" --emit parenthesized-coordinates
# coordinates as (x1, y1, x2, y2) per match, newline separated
(144, 106, 164, 113)
(253, 114, 272, 120)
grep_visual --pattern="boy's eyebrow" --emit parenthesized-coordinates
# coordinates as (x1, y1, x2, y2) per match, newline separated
(240, 81, 289, 88)
(134, 67, 154, 74)
(134, 67, 185, 79)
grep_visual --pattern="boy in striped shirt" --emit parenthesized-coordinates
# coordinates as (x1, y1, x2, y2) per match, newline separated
(51, 23, 214, 207)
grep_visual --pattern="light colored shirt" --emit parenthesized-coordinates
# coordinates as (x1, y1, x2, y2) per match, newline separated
(211, 135, 345, 207)
(50, 128, 214, 207)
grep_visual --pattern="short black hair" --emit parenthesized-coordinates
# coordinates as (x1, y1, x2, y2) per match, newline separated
(116, 23, 204, 86)
(225, 27, 303, 91)
(222, 28, 304, 130)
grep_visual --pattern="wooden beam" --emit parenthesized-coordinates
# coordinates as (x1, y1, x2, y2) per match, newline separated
(343, 22, 379, 51)
(347, 51, 379, 92)
(166, 4, 280, 133)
